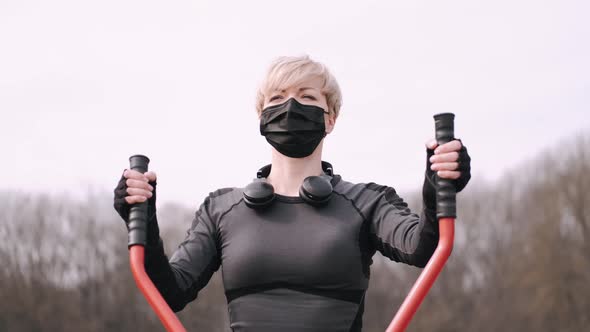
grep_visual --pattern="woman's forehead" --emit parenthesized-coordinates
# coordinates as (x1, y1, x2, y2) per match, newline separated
(267, 75, 325, 94)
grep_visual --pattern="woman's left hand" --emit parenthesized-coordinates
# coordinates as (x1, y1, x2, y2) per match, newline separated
(425, 139, 464, 180)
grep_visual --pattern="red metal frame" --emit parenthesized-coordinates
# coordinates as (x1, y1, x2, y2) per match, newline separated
(129, 245, 187, 332)
(386, 217, 455, 332)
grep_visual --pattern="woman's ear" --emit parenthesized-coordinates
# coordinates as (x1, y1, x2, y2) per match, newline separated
(325, 114, 336, 134)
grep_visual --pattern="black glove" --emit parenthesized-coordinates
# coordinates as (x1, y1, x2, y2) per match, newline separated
(422, 140, 471, 209)
(113, 171, 160, 245)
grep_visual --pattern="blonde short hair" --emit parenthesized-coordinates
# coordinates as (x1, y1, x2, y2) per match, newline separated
(255, 55, 342, 118)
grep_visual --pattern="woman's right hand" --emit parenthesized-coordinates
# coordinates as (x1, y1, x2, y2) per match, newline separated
(122, 169, 157, 204)
(113, 169, 158, 223)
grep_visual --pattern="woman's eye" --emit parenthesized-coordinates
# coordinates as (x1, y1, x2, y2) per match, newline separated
(302, 95, 317, 100)
(269, 95, 283, 102)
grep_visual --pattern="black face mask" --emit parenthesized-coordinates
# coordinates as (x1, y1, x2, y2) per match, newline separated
(260, 98, 327, 158)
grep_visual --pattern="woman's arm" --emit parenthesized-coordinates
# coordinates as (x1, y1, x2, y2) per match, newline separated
(143, 201, 221, 312)
(365, 140, 471, 267)
(114, 172, 221, 312)
(364, 184, 438, 268)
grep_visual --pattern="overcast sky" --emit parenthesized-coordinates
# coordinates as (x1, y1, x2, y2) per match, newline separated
(1, 0, 588, 208)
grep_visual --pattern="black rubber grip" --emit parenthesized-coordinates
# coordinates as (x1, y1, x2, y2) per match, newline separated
(127, 154, 150, 247)
(433, 113, 456, 218)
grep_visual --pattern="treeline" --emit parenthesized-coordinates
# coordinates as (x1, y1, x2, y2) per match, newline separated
(1, 134, 588, 331)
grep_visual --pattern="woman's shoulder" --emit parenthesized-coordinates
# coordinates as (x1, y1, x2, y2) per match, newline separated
(197, 187, 244, 213)
(207, 187, 243, 199)
(333, 176, 400, 201)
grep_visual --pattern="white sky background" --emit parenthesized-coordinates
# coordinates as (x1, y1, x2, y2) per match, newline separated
(1, 0, 588, 208)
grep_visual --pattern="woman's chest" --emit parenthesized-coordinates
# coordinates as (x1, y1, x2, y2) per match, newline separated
(218, 201, 368, 290)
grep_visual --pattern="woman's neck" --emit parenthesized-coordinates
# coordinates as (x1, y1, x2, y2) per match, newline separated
(267, 144, 324, 197)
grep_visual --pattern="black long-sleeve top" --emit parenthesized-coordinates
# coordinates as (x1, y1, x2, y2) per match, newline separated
(143, 174, 438, 332)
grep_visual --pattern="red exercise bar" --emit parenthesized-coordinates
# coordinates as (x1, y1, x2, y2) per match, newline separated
(130, 245, 187, 332)
(386, 217, 455, 332)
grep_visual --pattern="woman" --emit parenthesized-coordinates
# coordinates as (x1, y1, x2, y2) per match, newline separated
(114, 55, 471, 331)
